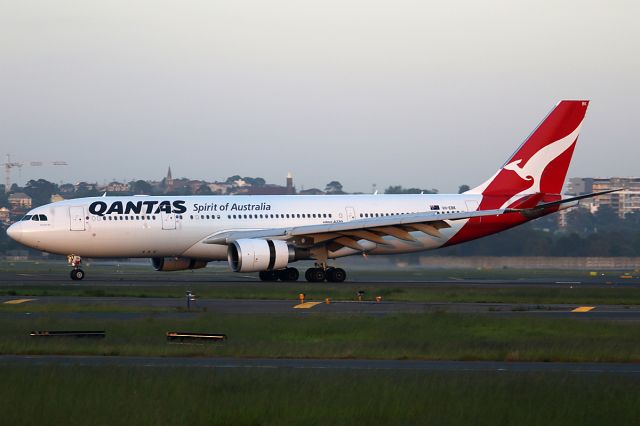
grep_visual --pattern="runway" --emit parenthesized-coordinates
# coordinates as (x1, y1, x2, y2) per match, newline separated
(2, 295, 640, 320)
(1, 268, 639, 320)
(1, 354, 639, 374)
(2, 269, 640, 287)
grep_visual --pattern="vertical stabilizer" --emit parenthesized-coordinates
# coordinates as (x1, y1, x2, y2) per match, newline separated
(467, 100, 589, 208)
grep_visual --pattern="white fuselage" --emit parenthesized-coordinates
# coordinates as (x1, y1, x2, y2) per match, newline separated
(8, 194, 481, 260)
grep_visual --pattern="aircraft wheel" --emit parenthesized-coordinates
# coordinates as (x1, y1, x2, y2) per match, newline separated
(327, 267, 346, 283)
(279, 267, 299, 282)
(70, 269, 85, 281)
(306, 268, 326, 282)
(304, 268, 314, 282)
(259, 271, 278, 281)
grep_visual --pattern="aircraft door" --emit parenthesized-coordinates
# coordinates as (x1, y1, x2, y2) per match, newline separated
(345, 207, 356, 221)
(69, 206, 86, 231)
(161, 212, 176, 230)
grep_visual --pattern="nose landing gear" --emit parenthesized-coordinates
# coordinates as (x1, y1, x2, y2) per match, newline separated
(67, 255, 85, 281)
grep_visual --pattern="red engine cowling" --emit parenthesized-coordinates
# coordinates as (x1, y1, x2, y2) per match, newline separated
(227, 239, 294, 272)
(152, 257, 208, 271)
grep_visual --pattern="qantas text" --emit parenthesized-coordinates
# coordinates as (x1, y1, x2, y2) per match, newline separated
(89, 200, 187, 216)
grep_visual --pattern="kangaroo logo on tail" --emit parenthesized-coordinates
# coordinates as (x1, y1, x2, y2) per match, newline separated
(501, 123, 582, 203)
(467, 100, 589, 210)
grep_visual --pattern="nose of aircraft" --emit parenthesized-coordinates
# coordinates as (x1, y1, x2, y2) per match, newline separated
(6, 222, 22, 243)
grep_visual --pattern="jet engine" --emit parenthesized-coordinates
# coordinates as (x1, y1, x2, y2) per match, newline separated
(152, 257, 208, 271)
(227, 239, 295, 272)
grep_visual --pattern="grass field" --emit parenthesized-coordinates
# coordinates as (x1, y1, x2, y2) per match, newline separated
(0, 366, 637, 426)
(1, 312, 639, 362)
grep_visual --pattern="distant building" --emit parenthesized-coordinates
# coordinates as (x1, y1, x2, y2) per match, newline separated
(106, 181, 130, 193)
(75, 182, 97, 192)
(242, 184, 289, 195)
(565, 177, 640, 218)
(299, 188, 325, 195)
(286, 172, 294, 195)
(208, 182, 231, 194)
(8, 192, 32, 210)
(0, 207, 10, 224)
(165, 166, 174, 191)
(50, 194, 65, 203)
(232, 178, 249, 188)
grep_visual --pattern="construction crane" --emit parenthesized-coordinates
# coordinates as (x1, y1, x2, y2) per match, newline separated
(3, 154, 68, 193)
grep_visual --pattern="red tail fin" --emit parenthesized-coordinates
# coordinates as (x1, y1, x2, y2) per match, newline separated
(468, 100, 589, 207)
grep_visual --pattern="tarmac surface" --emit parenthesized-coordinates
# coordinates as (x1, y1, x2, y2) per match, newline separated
(0, 354, 639, 374)
(2, 269, 640, 287)
(2, 269, 640, 320)
(2, 295, 640, 320)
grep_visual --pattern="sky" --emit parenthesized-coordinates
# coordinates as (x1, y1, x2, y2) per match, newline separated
(1, 0, 638, 193)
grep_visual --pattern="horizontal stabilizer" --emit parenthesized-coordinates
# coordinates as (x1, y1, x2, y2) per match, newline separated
(507, 188, 623, 214)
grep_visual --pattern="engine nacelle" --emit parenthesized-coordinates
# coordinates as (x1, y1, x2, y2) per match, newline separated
(227, 239, 294, 272)
(152, 257, 208, 272)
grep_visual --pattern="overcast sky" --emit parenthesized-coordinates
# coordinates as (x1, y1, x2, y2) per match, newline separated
(1, 0, 638, 193)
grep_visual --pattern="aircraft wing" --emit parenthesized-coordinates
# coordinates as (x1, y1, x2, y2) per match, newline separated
(202, 189, 621, 251)
(202, 208, 510, 250)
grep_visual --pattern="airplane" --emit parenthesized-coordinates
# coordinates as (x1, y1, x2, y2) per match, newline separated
(6, 100, 617, 282)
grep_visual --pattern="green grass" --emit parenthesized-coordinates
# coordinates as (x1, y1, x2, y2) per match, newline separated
(0, 366, 637, 425)
(1, 313, 639, 362)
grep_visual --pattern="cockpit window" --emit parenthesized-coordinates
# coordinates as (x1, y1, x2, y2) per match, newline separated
(32, 215, 40, 221)
(21, 215, 32, 221)
(38, 214, 47, 221)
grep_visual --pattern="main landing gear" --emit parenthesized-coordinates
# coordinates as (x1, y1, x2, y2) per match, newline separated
(305, 266, 346, 283)
(258, 264, 347, 283)
(67, 255, 85, 281)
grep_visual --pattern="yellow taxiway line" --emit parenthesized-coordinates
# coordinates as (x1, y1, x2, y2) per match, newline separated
(571, 306, 595, 313)
(293, 302, 322, 309)
(3, 298, 35, 305)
